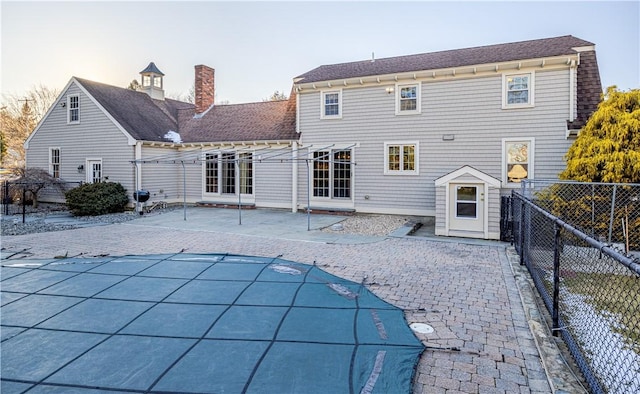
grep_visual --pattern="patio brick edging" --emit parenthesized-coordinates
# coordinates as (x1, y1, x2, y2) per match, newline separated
(504, 247, 588, 393)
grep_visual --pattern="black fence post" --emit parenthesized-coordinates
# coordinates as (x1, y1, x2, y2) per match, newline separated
(552, 221, 561, 337)
(519, 199, 525, 265)
(2, 181, 8, 216)
(21, 186, 26, 223)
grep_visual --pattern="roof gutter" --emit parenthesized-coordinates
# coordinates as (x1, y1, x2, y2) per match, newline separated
(140, 140, 295, 149)
(295, 54, 580, 91)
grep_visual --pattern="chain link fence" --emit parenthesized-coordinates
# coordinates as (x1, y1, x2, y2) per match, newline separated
(512, 182, 640, 394)
(520, 180, 640, 256)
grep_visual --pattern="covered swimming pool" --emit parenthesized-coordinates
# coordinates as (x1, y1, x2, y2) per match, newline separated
(1, 253, 424, 393)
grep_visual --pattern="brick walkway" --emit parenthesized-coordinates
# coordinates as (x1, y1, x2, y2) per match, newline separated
(1, 216, 552, 393)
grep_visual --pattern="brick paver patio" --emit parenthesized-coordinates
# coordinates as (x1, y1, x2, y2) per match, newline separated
(1, 211, 552, 393)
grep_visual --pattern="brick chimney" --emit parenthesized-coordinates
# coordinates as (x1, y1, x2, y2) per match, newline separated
(194, 65, 215, 114)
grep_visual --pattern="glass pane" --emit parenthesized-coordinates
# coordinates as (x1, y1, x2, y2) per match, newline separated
(222, 153, 235, 194)
(388, 146, 400, 171)
(205, 154, 218, 193)
(403, 145, 415, 171)
(333, 150, 351, 198)
(456, 202, 476, 218)
(313, 152, 329, 197)
(239, 153, 252, 194)
(507, 142, 529, 164)
(507, 163, 529, 183)
(325, 93, 338, 104)
(507, 91, 529, 104)
(456, 186, 476, 201)
(400, 99, 417, 111)
(325, 104, 339, 116)
(400, 87, 416, 99)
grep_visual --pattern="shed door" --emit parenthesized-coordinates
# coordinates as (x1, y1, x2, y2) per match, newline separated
(449, 183, 484, 233)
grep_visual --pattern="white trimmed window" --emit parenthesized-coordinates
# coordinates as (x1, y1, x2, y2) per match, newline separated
(67, 95, 80, 123)
(384, 142, 418, 175)
(49, 148, 60, 178)
(396, 83, 421, 115)
(321, 90, 342, 119)
(203, 151, 254, 195)
(205, 153, 219, 193)
(503, 72, 535, 108)
(502, 138, 534, 186)
(312, 149, 351, 198)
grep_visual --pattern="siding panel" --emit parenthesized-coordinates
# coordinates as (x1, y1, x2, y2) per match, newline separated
(298, 68, 573, 215)
(27, 83, 136, 202)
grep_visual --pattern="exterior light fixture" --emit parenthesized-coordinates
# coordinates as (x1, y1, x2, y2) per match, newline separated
(385, 87, 394, 94)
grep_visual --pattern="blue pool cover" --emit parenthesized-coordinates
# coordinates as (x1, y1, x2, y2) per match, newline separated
(1, 253, 424, 393)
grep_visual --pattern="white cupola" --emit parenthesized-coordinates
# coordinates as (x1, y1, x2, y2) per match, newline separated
(139, 62, 165, 100)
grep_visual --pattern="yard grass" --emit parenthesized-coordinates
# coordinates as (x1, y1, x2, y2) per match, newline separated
(563, 272, 640, 354)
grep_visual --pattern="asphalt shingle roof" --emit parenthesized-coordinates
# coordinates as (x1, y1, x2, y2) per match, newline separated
(295, 35, 595, 83)
(77, 78, 192, 142)
(76, 79, 297, 143)
(180, 91, 298, 143)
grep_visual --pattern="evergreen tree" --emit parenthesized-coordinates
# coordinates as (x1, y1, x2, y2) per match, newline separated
(263, 90, 288, 101)
(127, 79, 141, 90)
(560, 86, 640, 183)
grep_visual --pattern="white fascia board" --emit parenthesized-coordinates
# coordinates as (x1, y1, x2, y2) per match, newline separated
(435, 165, 501, 187)
(571, 45, 596, 52)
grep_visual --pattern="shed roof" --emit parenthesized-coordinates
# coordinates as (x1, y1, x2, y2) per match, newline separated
(295, 35, 595, 84)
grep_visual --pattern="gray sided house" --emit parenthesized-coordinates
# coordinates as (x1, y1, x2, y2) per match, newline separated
(25, 35, 601, 240)
(293, 35, 601, 239)
(25, 63, 298, 209)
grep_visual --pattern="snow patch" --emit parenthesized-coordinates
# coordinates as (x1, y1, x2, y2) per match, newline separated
(163, 130, 182, 143)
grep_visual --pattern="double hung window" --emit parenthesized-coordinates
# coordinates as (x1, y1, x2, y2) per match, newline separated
(68, 95, 79, 123)
(503, 138, 534, 186)
(396, 83, 421, 115)
(503, 73, 534, 108)
(321, 90, 342, 119)
(49, 148, 60, 178)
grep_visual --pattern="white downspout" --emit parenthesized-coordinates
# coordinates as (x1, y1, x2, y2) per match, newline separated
(292, 141, 298, 212)
(569, 59, 576, 123)
(292, 90, 300, 212)
(135, 141, 142, 190)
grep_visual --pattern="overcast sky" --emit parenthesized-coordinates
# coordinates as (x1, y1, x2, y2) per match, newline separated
(2, 1, 638, 104)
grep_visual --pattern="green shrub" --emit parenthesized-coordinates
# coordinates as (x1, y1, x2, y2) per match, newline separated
(65, 182, 129, 216)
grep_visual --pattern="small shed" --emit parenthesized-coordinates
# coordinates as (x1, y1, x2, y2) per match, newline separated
(434, 166, 501, 240)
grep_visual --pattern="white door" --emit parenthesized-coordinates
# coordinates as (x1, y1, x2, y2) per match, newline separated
(87, 160, 102, 183)
(449, 183, 484, 233)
